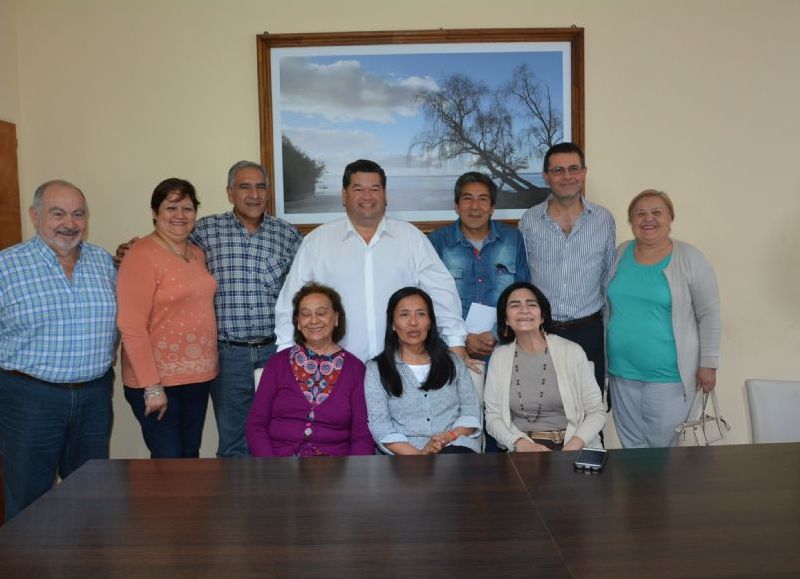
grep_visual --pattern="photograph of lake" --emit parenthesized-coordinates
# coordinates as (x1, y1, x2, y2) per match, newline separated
(283, 172, 549, 214)
(269, 41, 572, 223)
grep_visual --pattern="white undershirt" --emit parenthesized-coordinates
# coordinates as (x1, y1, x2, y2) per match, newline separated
(407, 363, 431, 384)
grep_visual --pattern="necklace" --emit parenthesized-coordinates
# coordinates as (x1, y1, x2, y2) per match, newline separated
(513, 345, 549, 423)
(154, 231, 190, 262)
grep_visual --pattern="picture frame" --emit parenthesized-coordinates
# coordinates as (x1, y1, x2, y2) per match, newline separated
(257, 28, 584, 233)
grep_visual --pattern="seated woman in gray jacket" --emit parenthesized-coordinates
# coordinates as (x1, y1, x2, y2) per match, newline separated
(484, 282, 606, 452)
(364, 287, 482, 455)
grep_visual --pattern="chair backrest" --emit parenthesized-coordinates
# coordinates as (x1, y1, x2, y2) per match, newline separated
(745, 379, 800, 443)
(254, 368, 264, 392)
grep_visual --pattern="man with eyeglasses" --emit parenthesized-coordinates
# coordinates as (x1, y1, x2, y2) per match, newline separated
(518, 142, 615, 403)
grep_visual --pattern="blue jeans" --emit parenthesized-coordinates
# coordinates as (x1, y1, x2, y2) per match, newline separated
(609, 376, 691, 448)
(209, 342, 276, 457)
(125, 381, 210, 458)
(0, 368, 113, 521)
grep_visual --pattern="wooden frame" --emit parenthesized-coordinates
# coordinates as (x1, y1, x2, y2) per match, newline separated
(257, 28, 584, 233)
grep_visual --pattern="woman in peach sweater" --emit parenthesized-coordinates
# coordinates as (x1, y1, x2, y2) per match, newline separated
(117, 178, 218, 458)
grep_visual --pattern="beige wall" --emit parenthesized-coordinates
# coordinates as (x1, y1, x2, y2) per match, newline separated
(9, 0, 800, 456)
(0, 0, 20, 123)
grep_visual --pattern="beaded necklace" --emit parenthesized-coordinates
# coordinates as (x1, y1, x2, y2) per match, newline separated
(513, 345, 549, 423)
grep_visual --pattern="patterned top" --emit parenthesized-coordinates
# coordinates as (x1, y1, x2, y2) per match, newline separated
(518, 197, 616, 321)
(190, 211, 302, 342)
(117, 235, 218, 387)
(290, 344, 345, 405)
(0, 236, 118, 383)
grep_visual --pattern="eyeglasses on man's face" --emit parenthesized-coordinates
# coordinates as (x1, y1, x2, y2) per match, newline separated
(547, 165, 585, 177)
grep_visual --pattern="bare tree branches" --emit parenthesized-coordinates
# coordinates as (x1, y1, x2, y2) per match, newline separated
(411, 68, 562, 195)
(504, 64, 562, 154)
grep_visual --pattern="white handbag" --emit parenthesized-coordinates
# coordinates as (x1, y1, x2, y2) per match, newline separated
(676, 390, 731, 446)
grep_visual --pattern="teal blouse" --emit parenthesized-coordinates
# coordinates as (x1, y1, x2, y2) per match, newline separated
(607, 243, 681, 382)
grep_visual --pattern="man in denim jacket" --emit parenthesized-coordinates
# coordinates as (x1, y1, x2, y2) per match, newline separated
(429, 172, 531, 359)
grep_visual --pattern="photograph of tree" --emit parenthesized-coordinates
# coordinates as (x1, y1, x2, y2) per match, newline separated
(268, 41, 573, 224)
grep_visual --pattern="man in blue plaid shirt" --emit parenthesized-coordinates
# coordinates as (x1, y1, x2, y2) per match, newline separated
(189, 161, 302, 457)
(0, 180, 118, 521)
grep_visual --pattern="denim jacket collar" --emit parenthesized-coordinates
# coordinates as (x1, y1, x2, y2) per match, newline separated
(443, 219, 501, 249)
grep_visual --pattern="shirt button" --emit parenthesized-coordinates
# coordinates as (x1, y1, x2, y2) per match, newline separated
(426, 418, 430, 422)
(424, 393, 428, 397)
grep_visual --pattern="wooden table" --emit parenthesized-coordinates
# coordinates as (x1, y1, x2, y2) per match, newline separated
(1, 444, 798, 578)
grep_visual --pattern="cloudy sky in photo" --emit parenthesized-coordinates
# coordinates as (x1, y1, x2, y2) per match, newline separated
(273, 45, 567, 178)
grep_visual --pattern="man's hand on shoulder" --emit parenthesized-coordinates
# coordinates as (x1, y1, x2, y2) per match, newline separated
(113, 236, 139, 268)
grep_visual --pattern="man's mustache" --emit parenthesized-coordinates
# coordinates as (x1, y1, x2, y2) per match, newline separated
(55, 227, 81, 236)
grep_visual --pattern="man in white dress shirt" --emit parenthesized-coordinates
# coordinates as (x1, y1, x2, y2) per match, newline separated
(275, 159, 467, 362)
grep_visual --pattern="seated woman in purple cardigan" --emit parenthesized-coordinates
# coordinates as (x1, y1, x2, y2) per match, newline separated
(246, 283, 373, 457)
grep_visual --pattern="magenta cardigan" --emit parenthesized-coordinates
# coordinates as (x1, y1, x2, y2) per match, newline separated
(246, 348, 374, 457)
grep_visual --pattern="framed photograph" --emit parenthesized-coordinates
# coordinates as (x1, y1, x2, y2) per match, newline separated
(257, 28, 584, 232)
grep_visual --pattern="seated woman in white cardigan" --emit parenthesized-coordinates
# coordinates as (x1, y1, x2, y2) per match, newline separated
(484, 282, 606, 452)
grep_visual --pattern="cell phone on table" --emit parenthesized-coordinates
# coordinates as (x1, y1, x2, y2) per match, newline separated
(573, 447, 608, 471)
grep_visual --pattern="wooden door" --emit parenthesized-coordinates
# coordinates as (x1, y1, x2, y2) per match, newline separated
(0, 119, 21, 522)
(0, 120, 22, 251)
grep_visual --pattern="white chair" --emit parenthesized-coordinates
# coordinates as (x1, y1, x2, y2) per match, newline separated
(254, 368, 264, 392)
(745, 379, 800, 443)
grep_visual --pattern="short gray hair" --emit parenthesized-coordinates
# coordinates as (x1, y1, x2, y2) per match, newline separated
(31, 180, 86, 214)
(227, 161, 269, 189)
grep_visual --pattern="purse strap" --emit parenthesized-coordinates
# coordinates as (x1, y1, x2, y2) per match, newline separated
(702, 390, 731, 437)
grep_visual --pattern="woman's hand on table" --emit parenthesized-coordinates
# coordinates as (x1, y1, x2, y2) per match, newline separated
(515, 438, 552, 453)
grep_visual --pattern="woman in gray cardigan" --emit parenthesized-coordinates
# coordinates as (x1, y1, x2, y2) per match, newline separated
(606, 189, 720, 448)
(364, 287, 482, 455)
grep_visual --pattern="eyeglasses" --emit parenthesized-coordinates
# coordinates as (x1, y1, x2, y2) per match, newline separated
(547, 165, 584, 176)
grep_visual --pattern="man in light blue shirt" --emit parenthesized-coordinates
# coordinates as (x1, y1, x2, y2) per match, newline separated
(0, 180, 117, 521)
(518, 143, 615, 399)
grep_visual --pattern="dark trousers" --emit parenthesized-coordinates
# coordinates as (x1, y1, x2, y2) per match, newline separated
(484, 432, 500, 453)
(549, 313, 607, 402)
(125, 381, 210, 459)
(440, 445, 477, 454)
(0, 368, 113, 521)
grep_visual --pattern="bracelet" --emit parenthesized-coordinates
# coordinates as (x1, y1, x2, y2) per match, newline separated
(143, 385, 165, 401)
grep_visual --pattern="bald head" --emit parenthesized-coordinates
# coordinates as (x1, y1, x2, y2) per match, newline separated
(29, 180, 88, 257)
